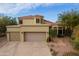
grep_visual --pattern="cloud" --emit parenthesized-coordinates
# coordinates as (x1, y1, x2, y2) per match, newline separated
(0, 3, 67, 16)
(0, 3, 53, 16)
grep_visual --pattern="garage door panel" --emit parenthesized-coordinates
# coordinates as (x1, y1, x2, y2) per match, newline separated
(9, 32, 20, 41)
(24, 32, 46, 42)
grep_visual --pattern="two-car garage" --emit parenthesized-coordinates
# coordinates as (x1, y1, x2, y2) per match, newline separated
(24, 32, 46, 42)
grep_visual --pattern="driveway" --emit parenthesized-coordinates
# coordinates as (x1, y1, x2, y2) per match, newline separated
(0, 42, 51, 56)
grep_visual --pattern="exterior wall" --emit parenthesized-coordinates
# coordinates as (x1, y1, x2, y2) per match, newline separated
(7, 27, 20, 32)
(22, 17, 43, 25)
(22, 18, 36, 25)
(21, 26, 49, 32)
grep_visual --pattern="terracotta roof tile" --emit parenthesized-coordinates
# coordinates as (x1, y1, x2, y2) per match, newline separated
(44, 20, 57, 26)
(18, 15, 43, 20)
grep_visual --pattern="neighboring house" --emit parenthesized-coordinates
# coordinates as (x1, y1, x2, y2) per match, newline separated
(6, 15, 50, 42)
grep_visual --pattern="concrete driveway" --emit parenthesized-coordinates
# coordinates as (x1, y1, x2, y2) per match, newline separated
(0, 42, 51, 56)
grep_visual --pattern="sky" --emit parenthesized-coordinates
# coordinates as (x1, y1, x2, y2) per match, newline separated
(0, 3, 79, 22)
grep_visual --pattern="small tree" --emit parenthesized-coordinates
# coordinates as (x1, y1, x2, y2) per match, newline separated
(72, 25, 79, 50)
(58, 9, 79, 37)
(47, 28, 57, 42)
(0, 16, 17, 36)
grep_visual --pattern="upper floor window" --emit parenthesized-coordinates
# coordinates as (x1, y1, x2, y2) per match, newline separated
(19, 20, 22, 24)
(36, 19, 40, 23)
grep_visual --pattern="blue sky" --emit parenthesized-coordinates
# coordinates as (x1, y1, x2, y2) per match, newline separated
(0, 3, 79, 22)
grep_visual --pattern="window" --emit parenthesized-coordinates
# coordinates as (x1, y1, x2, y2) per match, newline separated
(19, 20, 22, 24)
(36, 19, 40, 23)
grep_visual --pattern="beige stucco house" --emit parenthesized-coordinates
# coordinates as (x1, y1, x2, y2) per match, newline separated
(6, 15, 64, 42)
(6, 15, 50, 42)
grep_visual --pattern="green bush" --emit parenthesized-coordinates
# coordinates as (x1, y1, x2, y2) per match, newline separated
(49, 29, 57, 37)
(71, 25, 79, 50)
(72, 38, 79, 50)
(47, 29, 57, 42)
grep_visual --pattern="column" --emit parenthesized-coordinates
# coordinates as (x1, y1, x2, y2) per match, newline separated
(20, 32, 24, 42)
(7, 32, 9, 41)
(57, 26, 58, 36)
(62, 27, 63, 36)
(46, 32, 49, 42)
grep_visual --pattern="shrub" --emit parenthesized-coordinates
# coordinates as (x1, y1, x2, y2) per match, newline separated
(48, 29, 57, 42)
(49, 29, 57, 37)
(72, 38, 79, 50)
(72, 25, 79, 39)
(72, 25, 79, 50)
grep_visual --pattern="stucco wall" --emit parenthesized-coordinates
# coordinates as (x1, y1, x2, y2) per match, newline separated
(7, 27, 20, 32)
(21, 26, 49, 32)
(23, 18, 36, 25)
(7, 25, 49, 32)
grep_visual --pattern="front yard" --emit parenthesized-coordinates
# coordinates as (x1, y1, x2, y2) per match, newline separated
(48, 37, 79, 56)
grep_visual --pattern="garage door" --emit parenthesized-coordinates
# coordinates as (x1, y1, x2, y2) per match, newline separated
(24, 32, 46, 42)
(9, 32, 20, 41)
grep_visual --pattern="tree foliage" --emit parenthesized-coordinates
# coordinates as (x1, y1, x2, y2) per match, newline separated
(0, 16, 17, 26)
(71, 25, 79, 50)
(58, 9, 79, 30)
(58, 9, 79, 37)
(0, 16, 17, 36)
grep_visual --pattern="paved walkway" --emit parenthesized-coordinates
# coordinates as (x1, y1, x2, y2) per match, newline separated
(0, 42, 51, 56)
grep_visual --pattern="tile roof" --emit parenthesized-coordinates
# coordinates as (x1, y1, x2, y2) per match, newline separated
(44, 20, 57, 26)
(18, 15, 43, 20)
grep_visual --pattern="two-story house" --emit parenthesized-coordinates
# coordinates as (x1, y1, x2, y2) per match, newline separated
(6, 15, 50, 42)
(6, 15, 64, 42)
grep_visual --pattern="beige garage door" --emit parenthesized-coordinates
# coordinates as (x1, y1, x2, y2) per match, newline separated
(9, 32, 20, 41)
(24, 32, 46, 42)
